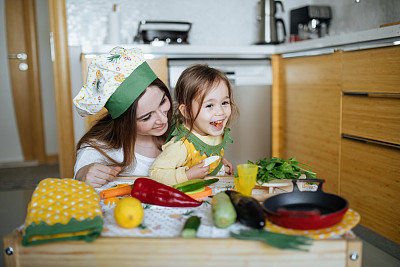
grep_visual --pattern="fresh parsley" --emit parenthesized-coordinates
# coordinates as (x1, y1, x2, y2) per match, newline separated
(248, 157, 317, 184)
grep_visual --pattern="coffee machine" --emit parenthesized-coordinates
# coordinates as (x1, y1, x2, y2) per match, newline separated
(257, 0, 287, 44)
(289, 5, 332, 42)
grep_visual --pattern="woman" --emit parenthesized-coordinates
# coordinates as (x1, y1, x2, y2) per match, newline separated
(73, 47, 172, 188)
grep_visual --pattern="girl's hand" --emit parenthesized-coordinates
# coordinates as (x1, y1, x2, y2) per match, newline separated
(75, 163, 122, 188)
(185, 161, 210, 180)
(222, 157, 234, 175)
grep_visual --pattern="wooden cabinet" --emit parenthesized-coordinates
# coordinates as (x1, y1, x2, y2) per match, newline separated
(340, 139, 400, 243)
(342, 95, 400, 145)
(277, 52, 342, 194)
(342, 45, 400, 94)
(340, 46, 400, 244)
(274, 45, 400, 244)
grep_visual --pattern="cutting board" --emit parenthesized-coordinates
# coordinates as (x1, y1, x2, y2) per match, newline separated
(187, 186, 212, 199)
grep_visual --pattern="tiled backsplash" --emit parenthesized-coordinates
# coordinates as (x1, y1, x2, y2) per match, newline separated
(67, 0, 259, 46)
(66, 0, 400, 46)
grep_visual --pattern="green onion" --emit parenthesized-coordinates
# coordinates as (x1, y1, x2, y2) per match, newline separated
(230, 229, 313, 251)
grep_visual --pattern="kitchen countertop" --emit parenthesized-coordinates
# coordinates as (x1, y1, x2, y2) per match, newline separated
(80, 24, 400, 58)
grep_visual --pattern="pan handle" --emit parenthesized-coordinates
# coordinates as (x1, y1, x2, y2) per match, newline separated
(277, 208, 321, 218)
(292, 179, 325, 192)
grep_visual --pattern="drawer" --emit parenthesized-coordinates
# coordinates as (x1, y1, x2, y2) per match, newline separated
(342, 46, 400, 94)
(342, 95, 400, 145)
(340, 138, 400, 244)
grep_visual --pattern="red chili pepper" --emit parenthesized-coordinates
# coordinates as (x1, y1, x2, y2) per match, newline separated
(131, 178, 202, 207)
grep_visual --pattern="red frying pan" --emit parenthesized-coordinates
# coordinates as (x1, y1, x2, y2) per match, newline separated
(262, 179, 348, 230)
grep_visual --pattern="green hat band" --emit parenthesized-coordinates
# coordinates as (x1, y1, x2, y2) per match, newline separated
(105, 62, 157, 119)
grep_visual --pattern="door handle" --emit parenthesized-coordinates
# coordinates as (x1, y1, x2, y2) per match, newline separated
(342, 134, 400, 150)
(8, 53, 27, 60)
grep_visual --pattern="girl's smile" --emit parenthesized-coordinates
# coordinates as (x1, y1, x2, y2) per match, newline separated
(210, 120, 224, 130)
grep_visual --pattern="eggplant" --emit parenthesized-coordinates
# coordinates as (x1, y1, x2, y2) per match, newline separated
(225, 191, 266, 229)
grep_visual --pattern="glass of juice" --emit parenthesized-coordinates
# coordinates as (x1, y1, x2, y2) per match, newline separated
(236, 164, 258, 196)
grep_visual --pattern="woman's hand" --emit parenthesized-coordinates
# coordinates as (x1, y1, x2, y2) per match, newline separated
(222, 157, 234, 175)
(75, 163, 121, 188)
(185, 161, 210, 180)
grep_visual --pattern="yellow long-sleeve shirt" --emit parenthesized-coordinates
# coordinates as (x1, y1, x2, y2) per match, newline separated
(149, 130, 226, 185)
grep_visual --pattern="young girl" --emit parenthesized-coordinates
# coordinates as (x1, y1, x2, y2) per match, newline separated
(149, 64, 239, 185)
(73, 47, 172, 188)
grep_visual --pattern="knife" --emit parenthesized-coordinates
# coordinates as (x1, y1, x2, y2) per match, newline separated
(203, 156, 220, 166)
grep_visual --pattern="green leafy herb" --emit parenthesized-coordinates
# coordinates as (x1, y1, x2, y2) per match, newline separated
(230, 229, 313, 251)
(248, 157, 316, 184)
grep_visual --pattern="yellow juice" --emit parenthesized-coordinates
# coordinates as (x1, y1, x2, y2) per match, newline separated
(234, 177, 244, 193)
(236, 164, 258, 196)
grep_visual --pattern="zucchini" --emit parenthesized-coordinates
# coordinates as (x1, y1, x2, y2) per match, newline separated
(175, 178, 219, 193)
(172, 179, 204, 189)
(182, 216, 201, 238)
(212, 191, 237, 228)
(185, 186, 205, 195)
(225, 191, 266, 229)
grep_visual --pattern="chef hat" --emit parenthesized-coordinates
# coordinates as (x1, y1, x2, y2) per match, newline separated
(73, 47, 157, 119)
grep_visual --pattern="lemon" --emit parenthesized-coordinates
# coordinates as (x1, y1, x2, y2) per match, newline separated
(114, 197, 144, 228)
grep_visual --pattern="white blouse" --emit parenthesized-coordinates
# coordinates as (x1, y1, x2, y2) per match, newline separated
(74, 146, 155, 178)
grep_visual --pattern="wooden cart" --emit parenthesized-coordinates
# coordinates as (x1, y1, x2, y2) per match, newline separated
(3, 177, 363, 266)
(4, 230, 361, 267)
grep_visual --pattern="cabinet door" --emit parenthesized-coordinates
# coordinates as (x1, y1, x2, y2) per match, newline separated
(282, 52, 342, 194)
(340, 138, 400, 244)
(342, 46, 400, 94)
(342, 95, 400, 145)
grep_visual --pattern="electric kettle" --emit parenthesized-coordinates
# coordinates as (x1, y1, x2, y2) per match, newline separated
(257, 0, 287, 44)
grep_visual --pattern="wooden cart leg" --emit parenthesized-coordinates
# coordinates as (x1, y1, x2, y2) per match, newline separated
(3, 231, 20, 267)
(346, 237, 363, 267)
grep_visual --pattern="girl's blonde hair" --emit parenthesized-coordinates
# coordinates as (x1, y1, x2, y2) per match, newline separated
(174, 64, 239, 131)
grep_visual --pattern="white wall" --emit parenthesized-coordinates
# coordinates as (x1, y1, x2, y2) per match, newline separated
(66, 0, 260, 46)
(66, 0, 400, 46)
(316, 0, 400, 35)
(279, 0, 400, 38)
(0, 0, 24, 163)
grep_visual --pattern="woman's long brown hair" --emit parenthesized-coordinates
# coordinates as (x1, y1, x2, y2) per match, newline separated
(76, 78, 172, 171)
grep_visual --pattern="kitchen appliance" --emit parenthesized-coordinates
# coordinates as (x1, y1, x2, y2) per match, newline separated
(168, 59, 272, 168)
(289, 5, 332, 42)
(263, 179, 349, 230)
(257, 0, 286, 44)
(134, 21, 192, 45)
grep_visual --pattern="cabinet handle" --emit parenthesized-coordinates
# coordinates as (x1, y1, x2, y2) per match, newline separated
(342, 134, 400, 150)
(343, 92, 400, 99)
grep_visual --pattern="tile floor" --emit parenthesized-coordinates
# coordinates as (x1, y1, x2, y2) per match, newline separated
(0, 164, 399, 267)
